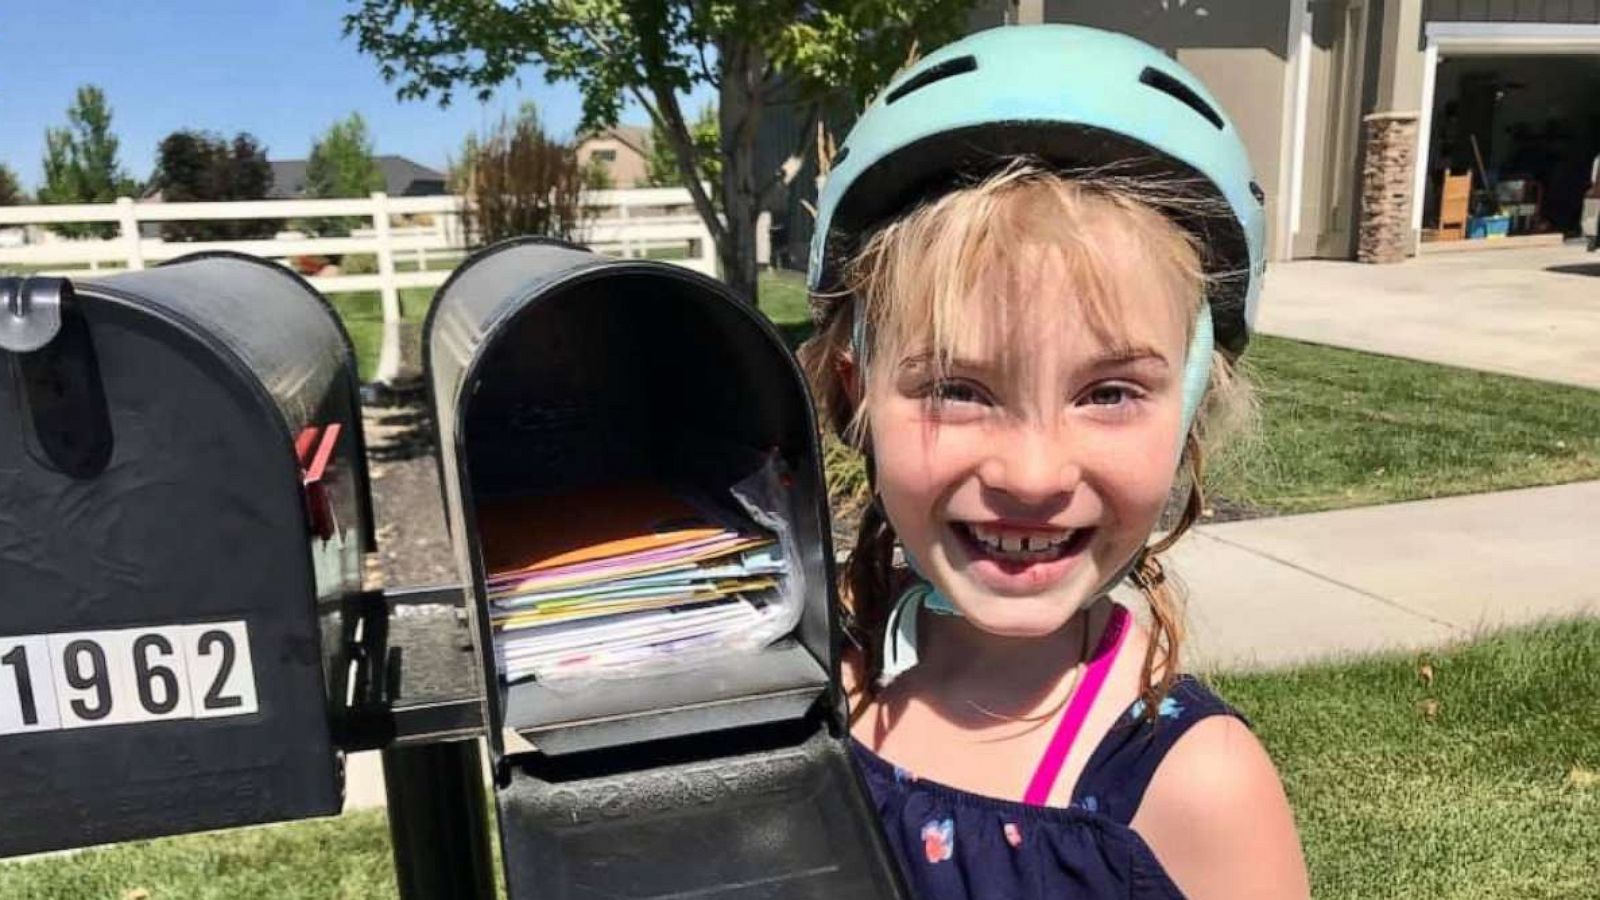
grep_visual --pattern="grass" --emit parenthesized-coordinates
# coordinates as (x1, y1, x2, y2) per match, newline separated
(328, 287, 437, 382)
(1215, 335, 1600, 514)
(0, 811, 400, 899)
(1212, 619, 1600, 900)
(757, 268, 815, 352)
(3, 620, 1594, 898)
(0, 262, 129, 275)
(392, 254, 467, 273)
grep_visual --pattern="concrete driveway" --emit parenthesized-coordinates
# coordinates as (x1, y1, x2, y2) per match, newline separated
(1256, 242, 1600, 390)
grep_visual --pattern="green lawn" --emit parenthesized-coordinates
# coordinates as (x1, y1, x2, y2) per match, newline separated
(1215, 335, 1600, 514)
(0, 812, 400, 899)
(1214, 619, 1600, 900)
(329, 287, 437, 382)
(0, 262, 129, 275)
(758, 268, 810, 320)
(392, 253, 467, 273)
(4, 620, 1595, 898)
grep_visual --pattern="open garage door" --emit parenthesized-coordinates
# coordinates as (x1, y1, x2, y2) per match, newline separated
(1418, 23, 1600, 246)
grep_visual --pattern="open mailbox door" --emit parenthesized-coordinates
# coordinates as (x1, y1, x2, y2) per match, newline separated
(0, 254, 373, 856)
(425, 239, 905, 899)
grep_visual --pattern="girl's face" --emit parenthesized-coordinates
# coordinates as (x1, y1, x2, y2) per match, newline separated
(865, 252, 1192, 638)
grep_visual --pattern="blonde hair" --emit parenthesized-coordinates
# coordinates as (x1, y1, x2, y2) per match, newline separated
(800, 162, 1255, 720)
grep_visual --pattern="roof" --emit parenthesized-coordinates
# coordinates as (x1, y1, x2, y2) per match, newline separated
(579, 124, 651, 154)
(267, 155, 448, 199)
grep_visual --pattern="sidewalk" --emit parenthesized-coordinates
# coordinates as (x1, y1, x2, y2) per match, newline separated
(1256, 244, 1600, 390)
(1165, 480, 1600, 671)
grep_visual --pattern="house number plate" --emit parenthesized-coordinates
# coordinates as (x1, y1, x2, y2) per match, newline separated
(0, 622, 259, 735)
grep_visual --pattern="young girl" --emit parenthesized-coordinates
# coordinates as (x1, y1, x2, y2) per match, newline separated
(801, 25, 1310, 900)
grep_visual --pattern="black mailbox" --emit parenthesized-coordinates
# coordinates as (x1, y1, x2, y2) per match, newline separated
(425, 238, 903, 898)
(0, 253, 373, 856)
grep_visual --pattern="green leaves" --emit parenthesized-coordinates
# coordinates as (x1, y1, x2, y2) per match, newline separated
(343, 0, 979, 299)
(303, 112, 387, 237)
(37, 84, 137, 238)
(0, 164, 24, 206)
(645, 103, 719, 191)
(151, 130, 276, 241)
(344, 0, 974, 131)
(308, 113, 386, 198)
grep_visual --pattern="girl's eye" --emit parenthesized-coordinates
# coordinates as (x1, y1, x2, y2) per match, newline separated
(921, 376, 992, 413)
(928, 379, 989, 406)
(1081, 383, 1143, 409)
(1086, 385, 1131, 405)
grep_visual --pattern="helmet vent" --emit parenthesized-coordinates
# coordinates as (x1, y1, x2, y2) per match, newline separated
(1138, 66, 1224, 130)
(1250, 181, 1265, 205)
(885, 55, 978, 105)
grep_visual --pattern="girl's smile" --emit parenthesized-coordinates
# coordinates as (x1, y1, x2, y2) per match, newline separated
(947, 520, 1097, 594)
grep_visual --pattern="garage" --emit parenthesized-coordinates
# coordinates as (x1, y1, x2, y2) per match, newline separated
(1416, 22, 1600, 245)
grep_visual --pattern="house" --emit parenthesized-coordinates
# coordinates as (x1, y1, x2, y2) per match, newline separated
(773, 0, 1600, 267)
(999, 1, 1600, 262)
(576, 125, 652, 188)
(266, 155, 449, 199)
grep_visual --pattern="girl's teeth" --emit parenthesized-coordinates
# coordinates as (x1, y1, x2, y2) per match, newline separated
(966, 523, 1077, 557)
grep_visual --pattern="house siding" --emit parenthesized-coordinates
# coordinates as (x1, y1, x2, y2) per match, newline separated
(1424, 0, 1600, 23)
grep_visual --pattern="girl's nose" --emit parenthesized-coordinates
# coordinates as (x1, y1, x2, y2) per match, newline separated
(975, 425, 1081, 508)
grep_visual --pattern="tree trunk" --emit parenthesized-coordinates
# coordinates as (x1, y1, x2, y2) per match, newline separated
(716, 34, 764, 306)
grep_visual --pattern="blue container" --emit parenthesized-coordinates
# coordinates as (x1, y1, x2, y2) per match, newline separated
(1467, 215, 1511, 239)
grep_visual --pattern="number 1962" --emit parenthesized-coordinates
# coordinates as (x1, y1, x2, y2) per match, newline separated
(0, 622, 259, 735)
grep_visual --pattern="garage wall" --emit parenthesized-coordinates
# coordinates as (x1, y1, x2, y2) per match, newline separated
(1040, 0, 1296, 255)
(1176, 47, 1291, 247)
(1041, 0, 1294, 52)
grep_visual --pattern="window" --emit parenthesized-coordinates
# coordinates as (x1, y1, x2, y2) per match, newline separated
(592, 149, 617, 162)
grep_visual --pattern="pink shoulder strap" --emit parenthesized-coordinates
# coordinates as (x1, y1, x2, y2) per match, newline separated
(1022, 603, 1130, 806)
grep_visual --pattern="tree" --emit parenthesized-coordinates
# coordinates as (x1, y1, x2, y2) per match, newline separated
(37, 85, 138, 238)
(149, 130, 276, 240)
(645, 103, 719, 198)
(345, 0, 977, 303)
(454, 104, 589, 247)
(0, 164, 24, 206)
(303, 112, 386, 236)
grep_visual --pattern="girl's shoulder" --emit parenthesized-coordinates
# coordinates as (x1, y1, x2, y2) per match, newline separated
(1068, 674, 1245, 821)
(1127, 680, 1309, 900)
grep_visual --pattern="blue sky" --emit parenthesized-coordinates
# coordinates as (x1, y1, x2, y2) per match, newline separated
(0, 1, 714, 191)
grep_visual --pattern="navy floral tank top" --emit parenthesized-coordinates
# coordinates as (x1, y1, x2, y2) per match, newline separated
(852, 674, 1244, 899)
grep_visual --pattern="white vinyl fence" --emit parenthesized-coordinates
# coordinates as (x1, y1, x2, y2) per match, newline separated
(0, 189, 717, 383)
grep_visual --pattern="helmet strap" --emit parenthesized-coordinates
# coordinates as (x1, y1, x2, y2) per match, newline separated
(1179, 306, 1214, 439)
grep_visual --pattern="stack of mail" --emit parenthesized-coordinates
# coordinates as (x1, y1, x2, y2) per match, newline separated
(478, 483, 786, 683)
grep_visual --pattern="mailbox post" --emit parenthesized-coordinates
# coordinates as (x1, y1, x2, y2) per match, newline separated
(424, 238, 906, 899)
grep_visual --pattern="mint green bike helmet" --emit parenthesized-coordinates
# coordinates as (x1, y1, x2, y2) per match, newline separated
(808, 24, 1267, 409)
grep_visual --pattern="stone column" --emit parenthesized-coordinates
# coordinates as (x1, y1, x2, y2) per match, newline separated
(1357, 112, 1419, 264)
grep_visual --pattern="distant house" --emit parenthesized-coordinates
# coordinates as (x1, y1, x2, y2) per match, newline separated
(577, 125, 651, 188)
(267, 155, 449, 199)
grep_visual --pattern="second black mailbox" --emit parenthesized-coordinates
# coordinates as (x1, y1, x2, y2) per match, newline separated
(425, 238, 904, 898)
(0, 254, 373, 857)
